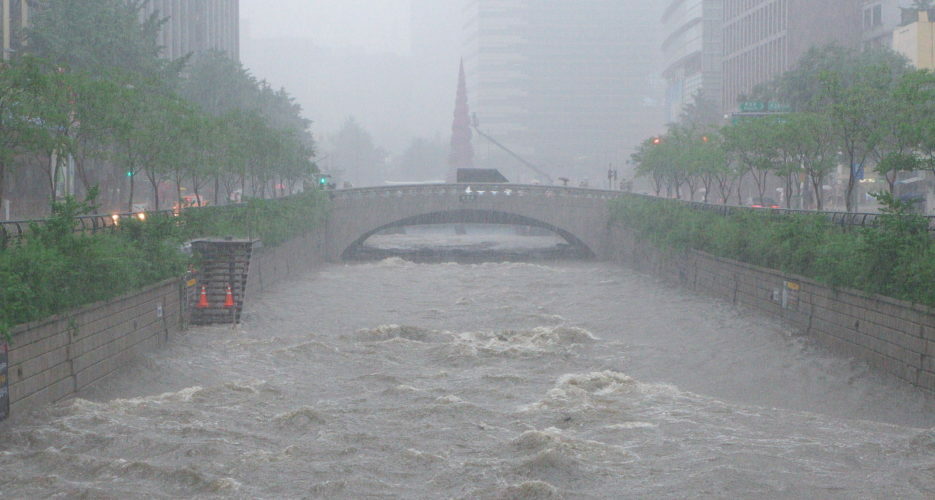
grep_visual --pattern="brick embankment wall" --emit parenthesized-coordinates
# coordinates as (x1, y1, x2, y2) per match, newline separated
(245, 228, 327, 298)
(3, 226, 329, 421)
(7, 279, 184, 417)
(608, 225, 935, 395)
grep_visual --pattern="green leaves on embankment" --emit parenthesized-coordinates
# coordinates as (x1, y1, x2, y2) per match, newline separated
(0, 190, 330, 342)
(611, 196, 935, 307)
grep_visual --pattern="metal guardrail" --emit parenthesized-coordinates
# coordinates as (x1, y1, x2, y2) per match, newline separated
(0, 209, 174, 248)
(0, 201, 258, 247)
(0, 203, 257, 248)
(626, 192, 935, 231)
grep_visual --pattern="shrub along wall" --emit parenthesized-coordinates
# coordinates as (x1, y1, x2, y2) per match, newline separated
(609, 225, 935, 395)
(0, 190, 330, 342)
(5, 224, 331, 420)
(1, 191, 331, 420)
(609, 195, 935, 307)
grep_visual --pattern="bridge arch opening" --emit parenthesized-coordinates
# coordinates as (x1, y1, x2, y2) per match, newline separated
(341, 209, 596, 262)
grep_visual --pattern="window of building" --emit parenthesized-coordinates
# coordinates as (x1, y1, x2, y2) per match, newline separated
(864, 4, 883, 29)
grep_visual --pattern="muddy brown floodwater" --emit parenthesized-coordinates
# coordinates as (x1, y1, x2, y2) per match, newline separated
(1, 258, 933, 498)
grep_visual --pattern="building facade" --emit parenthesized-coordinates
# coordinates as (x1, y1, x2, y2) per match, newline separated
(462, 0, 663, 182)
(721, 0, 861, 113)
(0, 0, 28, 61)
(141, 0, 240, 61)
(861, 0, 907, 49)
(661, 0, 724, 123)
(893, 8, 935, 69)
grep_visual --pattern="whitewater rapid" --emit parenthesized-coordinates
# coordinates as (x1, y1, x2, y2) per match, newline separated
(0, 258, 933, 498)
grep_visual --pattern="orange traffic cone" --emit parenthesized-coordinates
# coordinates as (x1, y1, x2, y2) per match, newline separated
(196, 285, 210, 309)
(224, 284, 235, 308)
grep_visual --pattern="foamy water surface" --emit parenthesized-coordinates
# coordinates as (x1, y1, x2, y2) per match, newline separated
(0, 258, 933, 498)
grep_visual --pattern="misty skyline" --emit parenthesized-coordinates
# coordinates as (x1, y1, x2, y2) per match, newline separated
(239, 1, 667, 185)
(240, 0, 413, 55)
(240, 0, 463, 157)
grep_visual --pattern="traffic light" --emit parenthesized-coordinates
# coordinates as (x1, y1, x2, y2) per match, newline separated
(126, 171, 134, 177)
(652, 137, 662, 145)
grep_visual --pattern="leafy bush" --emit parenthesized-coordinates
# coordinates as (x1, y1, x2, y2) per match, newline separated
(0, 189, 330, 341)
(177, 190, 329, 246)
(611, 195, 935, 306)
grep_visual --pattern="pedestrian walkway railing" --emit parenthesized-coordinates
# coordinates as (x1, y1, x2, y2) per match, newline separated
(625, 193, 935, 232)
(3, 186, 933, 247)
(0, 202, 259, 248)
(332, 184, 935, 231)
(0, 210, 168, 248)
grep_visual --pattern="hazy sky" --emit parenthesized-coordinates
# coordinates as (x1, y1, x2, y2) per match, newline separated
(240, 0, 413, 55)
(239, 0, 463, 156)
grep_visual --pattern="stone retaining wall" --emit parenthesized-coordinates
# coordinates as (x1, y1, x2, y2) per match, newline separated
(245, 229, 327, 298)
(6, 226, 329, 420)
(7, 279, 184, 417)
(609, 225, 935, 395)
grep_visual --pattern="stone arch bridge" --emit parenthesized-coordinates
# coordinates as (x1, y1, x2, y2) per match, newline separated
(324, 184, 624, 261)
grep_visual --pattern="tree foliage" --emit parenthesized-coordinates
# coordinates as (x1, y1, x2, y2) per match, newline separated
(1, 0, 317, 215)
(327, 117, 386, 187)
(633, 44, 933, 212)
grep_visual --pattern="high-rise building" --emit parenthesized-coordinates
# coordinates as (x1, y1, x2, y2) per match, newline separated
(462, 0, 664, 182)
(1, 0, 28, 61)
(141, 0, 240, 61)
(893, 8, 935, 69)
(721, 0, 861, 113)
(861, 0, 906, 49)
(661, 0, 724, 122)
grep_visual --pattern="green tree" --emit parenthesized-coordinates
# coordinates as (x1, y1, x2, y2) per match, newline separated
(871, 70, 934, 192)
(894, 70, 935, 177)
(678, 91, 723, 129)
(178, 51, 316, 202)
(178, 50, 259, 117)
(632, 137, 667, 197)
(692, 131, 727, 204)
(0, 57, 49, 213)
(67, 72, 127, 200)
(389, 137, 448, 182)
(21, 64, 82, 205)
(768, 45, 909, 211)
(723, 116, 782, 205)
(784, 113, 837, 210)
(111, 81, 168, 211)
(328, 117, 386, 187)
(26, 0, 173, 78)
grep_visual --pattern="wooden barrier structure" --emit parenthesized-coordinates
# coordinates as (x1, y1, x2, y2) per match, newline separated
(188, 239, 257, 325)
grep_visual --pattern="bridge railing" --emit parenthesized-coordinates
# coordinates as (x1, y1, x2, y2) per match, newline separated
(331, 184, 935, 231)
(5, 185, 931, 246)
(329, 183, 623, 202)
